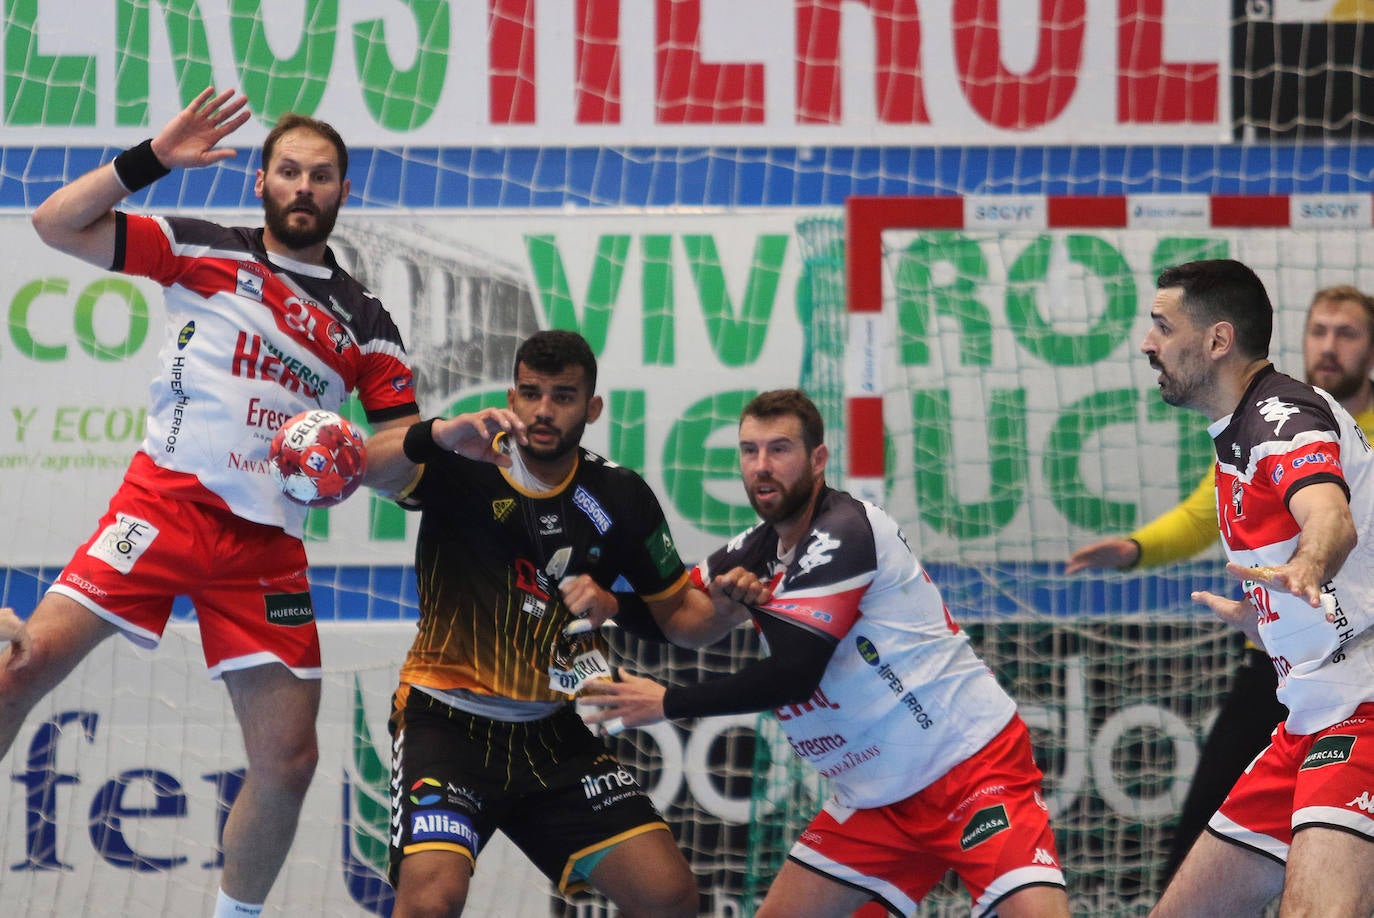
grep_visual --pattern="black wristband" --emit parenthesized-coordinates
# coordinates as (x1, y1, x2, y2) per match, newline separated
(112, 139, 171, 193)
(1124, 537, 1143, 570)
(402, 419, 443, 464)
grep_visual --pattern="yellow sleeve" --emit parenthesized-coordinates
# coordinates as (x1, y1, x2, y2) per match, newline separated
(1127, 466, 1218, 568)
(1356, 408, 1374, 438)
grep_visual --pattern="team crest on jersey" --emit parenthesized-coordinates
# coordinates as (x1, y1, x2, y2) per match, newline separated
(492, 499, 516, 522)
(327, 320, 354, 355)
(235, 265, 266, 301)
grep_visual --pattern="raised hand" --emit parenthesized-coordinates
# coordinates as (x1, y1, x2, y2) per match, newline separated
(150, 87, 253, 171)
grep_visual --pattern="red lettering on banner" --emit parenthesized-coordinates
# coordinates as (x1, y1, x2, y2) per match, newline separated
(656, 0, 764, 123)
(490, 0, 536, 124)
(953, 0, 1086, 130)
(1117, 0, 1217, 123)
(576, 0, 622, 122)
(796, 0, 927, 125)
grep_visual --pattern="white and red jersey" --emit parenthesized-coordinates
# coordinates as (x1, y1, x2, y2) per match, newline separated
(1212, 365, 1374, 735)
(696, 488, 1017, 809)
(114, 213, 417, 537)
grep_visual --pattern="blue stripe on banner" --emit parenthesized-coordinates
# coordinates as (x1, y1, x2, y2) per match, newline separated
(0, 563, 1236, 622)
(7, 145, 1374, 210)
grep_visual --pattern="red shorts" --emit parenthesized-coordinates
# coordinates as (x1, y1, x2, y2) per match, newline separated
(50, 465, 320, 678)
(1210, 703, 1374, 861)
(789, 716, 1064, 918)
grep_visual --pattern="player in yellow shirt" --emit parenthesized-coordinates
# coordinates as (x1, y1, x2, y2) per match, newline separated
(1066, 284, 1374, 885)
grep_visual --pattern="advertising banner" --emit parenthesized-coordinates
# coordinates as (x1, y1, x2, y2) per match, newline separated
(6, 1, 1228, 147)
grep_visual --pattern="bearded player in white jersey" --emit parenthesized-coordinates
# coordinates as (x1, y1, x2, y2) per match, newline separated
(1143, 259, 1374, 917)
(580, 389, 1069, 918)
(2, 88, 421, 917)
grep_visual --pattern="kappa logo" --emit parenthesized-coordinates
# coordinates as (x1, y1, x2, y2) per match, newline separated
(1032, 847, 1057, 867)
(1301, 734, 1355, 770)
(1257, 396, 1301, 435)
(1348, 791, 1374, 814)
(797, 530, 840, 575)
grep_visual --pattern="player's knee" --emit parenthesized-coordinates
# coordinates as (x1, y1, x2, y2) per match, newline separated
(632, 868, 698, 918)
(394, 856, 470, 918)
(249, 734, 319, 795)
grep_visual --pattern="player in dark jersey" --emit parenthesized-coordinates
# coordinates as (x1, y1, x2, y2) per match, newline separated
(1143, 259, 1374, 916)
(5, 88, 420, 918)
(579, 390, 1069, 918)
(364, 330, 737, 917)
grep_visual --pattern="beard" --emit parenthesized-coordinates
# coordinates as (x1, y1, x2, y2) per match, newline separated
(521, 420, 586, 465)
(263, 192, 342, 250)
(1311, 365, 1366, 401)
(748, 468, 816, 525)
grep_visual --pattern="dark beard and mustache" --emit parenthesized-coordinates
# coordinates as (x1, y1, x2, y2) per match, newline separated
(263, 192, 342, 250)
(748, 468, 816, 525)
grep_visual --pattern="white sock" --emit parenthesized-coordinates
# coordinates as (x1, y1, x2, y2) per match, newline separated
(213, 889, 263, 918)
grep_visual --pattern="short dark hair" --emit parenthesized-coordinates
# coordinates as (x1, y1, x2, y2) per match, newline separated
(741, 389, 824, 452)
(1156, 259, 1272, 359)
(262, 113, 349, 180)
(513, 330, 598, 392)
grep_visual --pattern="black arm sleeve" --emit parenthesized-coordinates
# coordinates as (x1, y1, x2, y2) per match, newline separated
(611, 591, 670, 643)
(661, 614, 836, 719)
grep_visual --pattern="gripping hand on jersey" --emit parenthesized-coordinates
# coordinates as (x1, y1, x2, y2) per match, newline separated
(578, 668, 667, 733)
(707, 566, 772, 613)
(151, 87, 252, 171)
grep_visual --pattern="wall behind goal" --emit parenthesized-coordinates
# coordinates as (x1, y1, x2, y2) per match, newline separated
(4, 3, 1374, 917)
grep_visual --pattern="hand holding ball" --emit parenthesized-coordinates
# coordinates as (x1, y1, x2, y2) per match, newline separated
(268, 409, 367, 507)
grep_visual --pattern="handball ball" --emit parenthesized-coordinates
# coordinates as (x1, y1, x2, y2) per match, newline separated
(268, 409, 367, 507)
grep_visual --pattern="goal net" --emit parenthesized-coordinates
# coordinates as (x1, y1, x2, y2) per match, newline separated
(4, 2, 1374, 917)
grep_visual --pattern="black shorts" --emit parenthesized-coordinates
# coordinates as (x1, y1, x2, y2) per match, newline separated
(388, 685, 670, 893)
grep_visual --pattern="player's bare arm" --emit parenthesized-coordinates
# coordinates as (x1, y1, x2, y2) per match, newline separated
(1254, 481, 1357, 606)
(0, 607, 32, 671)
(32, 87, 250, 267)
(363, 407, 524, 493)
(1065, 537, 1141, 573)
(653, 583, 742, 649)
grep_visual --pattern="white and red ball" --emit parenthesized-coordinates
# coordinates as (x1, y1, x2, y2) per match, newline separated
(268, 409, 367, 507)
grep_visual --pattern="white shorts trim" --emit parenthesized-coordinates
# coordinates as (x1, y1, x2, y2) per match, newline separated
(47, 582, 161, 649)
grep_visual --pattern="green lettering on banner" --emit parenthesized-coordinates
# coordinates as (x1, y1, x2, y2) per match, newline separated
(1044, 388, 1138, 531)
(641, 235, 674, 365)
(1147, 392, 1215, 503)
(1005, 235, 1136, 366)
(1152, 237, 1229, 279)
(684, 234, 787, 367)
(911, 388, 1027, 540)
(524, 234, 626, 353)
(230, 0, 336, 122)
(4, 0, 96, 125)
(116, 0, 216, 126)
(609, 390, 646, 474)
(10, 278, 69, 360)
(354, 0, 449, 130)
(664, 390, 757, 536)
(893, 232, 992, 367)
(75, 279, 150, 361)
